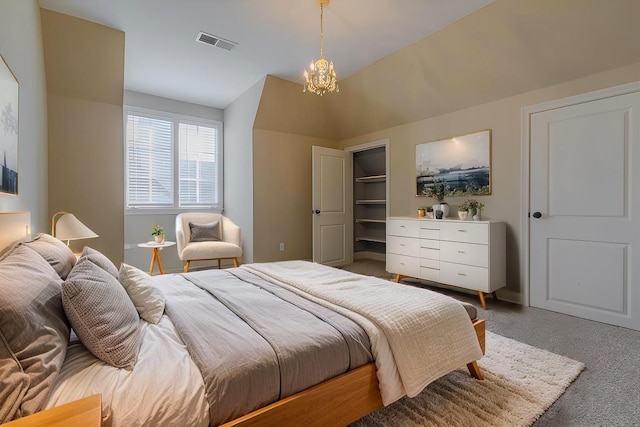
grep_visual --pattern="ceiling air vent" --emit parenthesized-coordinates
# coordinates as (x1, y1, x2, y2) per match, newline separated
(196, 31, 238, 51)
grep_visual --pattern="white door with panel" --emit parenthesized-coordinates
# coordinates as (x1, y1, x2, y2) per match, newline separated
(529, 90, 640, 330)
(312, 146, 353, 266)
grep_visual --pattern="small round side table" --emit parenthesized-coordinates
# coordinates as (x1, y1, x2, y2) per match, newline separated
(138, 241, 176, 275)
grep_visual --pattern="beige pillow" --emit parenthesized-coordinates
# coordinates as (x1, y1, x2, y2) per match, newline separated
(118, 263, 166, 324)
(0, 244, 70, 422)
(62, 257, 140, 370)
(22, 233, 76, 280)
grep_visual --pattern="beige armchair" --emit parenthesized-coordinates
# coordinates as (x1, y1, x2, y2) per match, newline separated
(175, 213, 242, 272)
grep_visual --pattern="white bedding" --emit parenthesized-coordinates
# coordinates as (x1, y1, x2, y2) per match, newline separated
(242, 261, 483, 405)
(43, 316, 209, 427)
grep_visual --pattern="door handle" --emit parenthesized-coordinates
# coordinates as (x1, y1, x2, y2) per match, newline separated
(532, 212, 542, 219)
(315, 210, 320, 215)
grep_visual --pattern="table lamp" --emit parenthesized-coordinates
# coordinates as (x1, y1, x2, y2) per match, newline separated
(51, 211, 99, 245)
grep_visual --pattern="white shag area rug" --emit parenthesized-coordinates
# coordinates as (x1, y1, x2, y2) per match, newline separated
(352, 331, 585, 427)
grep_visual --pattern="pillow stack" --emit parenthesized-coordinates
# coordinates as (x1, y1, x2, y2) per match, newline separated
(61, 247, 167, 370)
(0, 235, 167, 422)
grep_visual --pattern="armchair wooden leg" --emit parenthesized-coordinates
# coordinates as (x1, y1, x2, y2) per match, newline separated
(467, 361, 483, 380)
(233, 258, 239, 267)
(217, 259, 221, 269)
(183, 261, 190, 273)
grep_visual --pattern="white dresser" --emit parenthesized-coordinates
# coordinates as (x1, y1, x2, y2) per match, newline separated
(386, 217, 506, 309)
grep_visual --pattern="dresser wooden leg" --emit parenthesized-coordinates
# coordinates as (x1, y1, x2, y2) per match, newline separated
(394, 274, 407, 283)
(491, 291, 499, 301)
(477, 291, 487, 310)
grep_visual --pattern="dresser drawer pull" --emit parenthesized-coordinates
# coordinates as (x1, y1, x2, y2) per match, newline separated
(457, 250, 465, 254)
(457, 273, 466, 276)
(400, 244, 405, 246)
(400, 225, 405, 228)
(457, 229, 467, 232)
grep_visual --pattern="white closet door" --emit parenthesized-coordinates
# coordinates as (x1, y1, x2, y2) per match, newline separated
(529, 90, 640, 330)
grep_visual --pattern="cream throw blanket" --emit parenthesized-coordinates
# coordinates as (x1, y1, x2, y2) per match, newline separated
(242, 261, 483, 405)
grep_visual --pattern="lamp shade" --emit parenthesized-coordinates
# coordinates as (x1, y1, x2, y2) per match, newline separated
(53, 212, 99, 242)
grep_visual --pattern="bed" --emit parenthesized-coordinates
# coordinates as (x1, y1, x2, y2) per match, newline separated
(0, 214, 485, 427)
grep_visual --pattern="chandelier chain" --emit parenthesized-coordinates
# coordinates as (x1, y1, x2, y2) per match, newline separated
(319, 3, 324, 58)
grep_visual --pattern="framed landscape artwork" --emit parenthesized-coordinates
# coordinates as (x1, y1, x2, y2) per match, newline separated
(416, 129, 491, 197)
(0, 54, 18, 196)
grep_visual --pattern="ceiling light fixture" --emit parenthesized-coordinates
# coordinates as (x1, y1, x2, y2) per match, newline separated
(303, 0, 338, 95)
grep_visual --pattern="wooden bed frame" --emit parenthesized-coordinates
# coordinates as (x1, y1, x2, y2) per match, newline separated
(222, 318, 485, 427)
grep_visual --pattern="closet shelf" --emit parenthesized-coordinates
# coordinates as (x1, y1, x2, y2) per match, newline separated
(355, 219, 386, 224)
(355, 199, 386, 205)
(355, 175, 386, 183)
(355, 237, 386, 244)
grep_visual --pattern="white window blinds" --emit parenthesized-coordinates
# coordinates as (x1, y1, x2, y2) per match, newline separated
(126, 114, 173, 206)
(125, 108, 223, 210)
(179, 123, 219, 206)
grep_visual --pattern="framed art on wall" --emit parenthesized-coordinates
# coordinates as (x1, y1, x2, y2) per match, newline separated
(0, 54, 18, 196)
(416, 129, 491, 197)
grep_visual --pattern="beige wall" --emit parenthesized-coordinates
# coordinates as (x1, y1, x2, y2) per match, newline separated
(254, 76, 338, 140)
(41, 9, 125, 263)
(338, 62, 640, 301)
(0, 0, 49, 232)
(252, 129, 338, 262)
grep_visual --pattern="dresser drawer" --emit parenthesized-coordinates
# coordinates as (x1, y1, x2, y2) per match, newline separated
(440, 241, 488, 267)
(419, 266, 440, 282)
(440, 261, 489, 292)
(440, 222, 489, 244)
(387, 254, 420, 277)
(420, 258, 439, 270)
(420, 238, 440, 250)
(387, 219, 420, 237)
(419, 223, 440, 239)
(420, 247, 440, 261)
(387, 236, 420, 256)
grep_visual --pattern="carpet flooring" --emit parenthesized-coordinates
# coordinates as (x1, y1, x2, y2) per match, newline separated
(352, 332, 584, 427)
(341, 259, 640, 426)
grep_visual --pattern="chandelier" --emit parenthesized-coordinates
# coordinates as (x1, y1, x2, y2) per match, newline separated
(303, 0, 339, 95)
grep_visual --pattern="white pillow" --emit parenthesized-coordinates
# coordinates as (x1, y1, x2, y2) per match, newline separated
(118, 263, 166, 324)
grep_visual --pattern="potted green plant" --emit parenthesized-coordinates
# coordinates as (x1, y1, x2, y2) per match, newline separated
(458, 200, 469, 220)
(466, 200, 485, 221)
(425, 177, 449, 218)
(151, 224, 165, 243)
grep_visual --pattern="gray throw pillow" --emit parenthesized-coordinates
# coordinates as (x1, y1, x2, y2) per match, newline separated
(23, 233, 76, 279)
(189, 220, 221, 242)
(62, 257, 140, 370)
(80, 246, 119, 278)
(0, 244, 70, 422)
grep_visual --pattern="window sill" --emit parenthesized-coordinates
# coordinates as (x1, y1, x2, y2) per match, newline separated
(125, 207, 222, 216)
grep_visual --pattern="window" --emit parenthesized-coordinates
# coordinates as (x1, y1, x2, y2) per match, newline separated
(125, 107, 222, 210)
